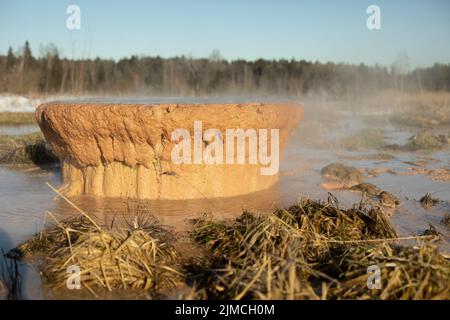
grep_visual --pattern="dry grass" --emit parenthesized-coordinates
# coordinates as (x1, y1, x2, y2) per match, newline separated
(320, 243, 449, 299)
(13, 215, 96, 258)
(0, 132, 58, 165)
(13, 192, 449, 300)
(390, 92, 450, 128)
(19, 213, 181, 296)
(189, 196, 449, 300)
(43, 221, 180, 295)
(14, 186, 181, 296)
(419, 193, 441, 208)
(0, 112, 36, 125)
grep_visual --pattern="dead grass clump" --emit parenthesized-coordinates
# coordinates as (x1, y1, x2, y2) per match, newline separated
(0, 140, 58, 165)
(322, 243, 450, 299)
(0, 132, 58, 165)
(385, 132, 447, 152)
(0, 112, 36, 125)
(193, 196, 397, 262)
(419, 193, 440, 208)
(190, 197, 448, 300)
(11, 216, 94, 259)
(43, 224, 179, 294)
(16, 212, 180, 295)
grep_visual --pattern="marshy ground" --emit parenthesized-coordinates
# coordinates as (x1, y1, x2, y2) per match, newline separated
(7, 196, 449, 300)
(0, 92, 449, 299)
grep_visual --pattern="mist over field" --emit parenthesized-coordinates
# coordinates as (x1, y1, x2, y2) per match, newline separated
(1, 41, 449, 99)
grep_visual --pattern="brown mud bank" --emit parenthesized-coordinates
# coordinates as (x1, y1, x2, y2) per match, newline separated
(36, 102, 302, 200)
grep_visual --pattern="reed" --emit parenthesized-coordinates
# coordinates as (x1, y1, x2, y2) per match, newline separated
(189, 196, 449, 300)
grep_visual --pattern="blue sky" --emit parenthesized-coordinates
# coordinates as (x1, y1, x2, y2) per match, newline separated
(0, 0, 449, 68)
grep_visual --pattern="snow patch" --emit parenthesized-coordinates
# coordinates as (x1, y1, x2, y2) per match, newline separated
(0, 95, 45, 113)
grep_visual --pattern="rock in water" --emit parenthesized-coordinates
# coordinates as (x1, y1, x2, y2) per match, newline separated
(321, 163, 362, 188)
(350, 183, 382, 196)
(36, 102, 302, 200)
(378, 191, 400, 208)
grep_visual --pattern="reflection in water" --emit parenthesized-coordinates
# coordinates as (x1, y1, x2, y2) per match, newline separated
(0, 249, 22, 300)
(0, 166, 59, 300)
(51, 186, 284, 231)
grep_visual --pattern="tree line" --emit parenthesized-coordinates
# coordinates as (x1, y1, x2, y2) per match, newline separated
(1, 41, 449, 97)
